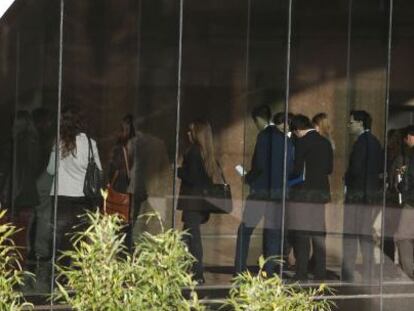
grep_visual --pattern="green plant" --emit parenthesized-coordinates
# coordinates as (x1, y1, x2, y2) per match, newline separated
(55, 210, 204, 310)
(126, 214, 204, 310)
(0, 210, 33, 311)
(224, 256, 334, 311)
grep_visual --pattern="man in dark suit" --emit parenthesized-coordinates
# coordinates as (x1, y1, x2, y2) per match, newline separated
(289, 114, 333, 280)
(234, 106, 294, 276)
(341, 110, 383, 282)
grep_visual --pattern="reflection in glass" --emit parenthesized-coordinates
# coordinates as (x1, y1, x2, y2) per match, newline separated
(129, 123, 173, 237)
(231, 0, 291, 284)
(177, 119, 226, 284)
(286, 0, 388, 292)
(26, 107, 55, 292)
(393, 126, 414, 279)
(235, 105, 293, 277)
(287, 114, 334, 281)
(341, 110, 384, 282)
(0, 0, 61, 296)
(178, 0, 250, 285)
(5, 0, 414, 308)
(49, 105, 102, 267)
(385, 2, 414, 296)
(340, 1, 390, 288)
(57, 0, 179, 277)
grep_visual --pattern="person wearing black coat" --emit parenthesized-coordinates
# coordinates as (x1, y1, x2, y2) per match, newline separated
(341, 110, 384, 282)
(289, 114, 333, 280)
(177, 120, 221, 284)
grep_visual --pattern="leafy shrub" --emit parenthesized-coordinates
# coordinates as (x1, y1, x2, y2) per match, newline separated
(0, 210, 33, 311)
(125, 214, 204, 310)
(225, 256, 334, 311)
(55, 210, 203, 310)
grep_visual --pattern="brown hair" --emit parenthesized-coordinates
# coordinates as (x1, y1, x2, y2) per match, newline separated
(190, 119, 220, 182)
(60, 105, 86, 158)
(117, 114, 136, 146)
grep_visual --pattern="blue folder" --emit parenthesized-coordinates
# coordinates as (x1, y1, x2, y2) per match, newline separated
(288, 175, 305, 187)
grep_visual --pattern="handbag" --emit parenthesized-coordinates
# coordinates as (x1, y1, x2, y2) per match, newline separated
(203, 163, 233, 214)
(83, 136, 104, 203)
(105, 147, 131, 222)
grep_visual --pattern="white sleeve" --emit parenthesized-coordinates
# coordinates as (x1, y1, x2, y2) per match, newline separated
(92, 139, 102, 170)
(47, 146, 56, 175)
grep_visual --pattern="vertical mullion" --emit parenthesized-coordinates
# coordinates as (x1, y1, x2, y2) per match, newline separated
(380, 1, 394, 310)
(50, 0, 64, 304)
(172, 0, 184, 229)
(280, 0, 293, 278)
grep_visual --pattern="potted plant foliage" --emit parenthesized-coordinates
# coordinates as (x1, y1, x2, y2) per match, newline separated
(54, 210, 204, 310)
(224, 256, 334, 311)
(0, 210, 33, 311)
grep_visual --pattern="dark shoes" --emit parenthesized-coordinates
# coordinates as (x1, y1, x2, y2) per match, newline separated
(194, 277, 205, 286)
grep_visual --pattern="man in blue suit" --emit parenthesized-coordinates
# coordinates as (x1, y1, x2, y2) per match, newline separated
(234, 106, 294, 276)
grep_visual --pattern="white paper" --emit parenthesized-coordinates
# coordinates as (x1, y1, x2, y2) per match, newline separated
(235, 164, 246, 176)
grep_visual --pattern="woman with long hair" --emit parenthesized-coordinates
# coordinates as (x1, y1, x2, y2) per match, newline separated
(312, 112, 335, 150)
(47, 105, 102, 255)
(177, 119, 220, 284)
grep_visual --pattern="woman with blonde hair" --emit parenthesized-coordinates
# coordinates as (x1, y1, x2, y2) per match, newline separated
(177, 119, 220, 284)
(312, 112, 335, 150)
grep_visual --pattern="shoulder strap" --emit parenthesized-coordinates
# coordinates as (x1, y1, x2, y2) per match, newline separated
(110, 170, 120, 187)
(122, 147, 130, 179)
(110, 147, 130, 187)
(216, 161, 227, 184)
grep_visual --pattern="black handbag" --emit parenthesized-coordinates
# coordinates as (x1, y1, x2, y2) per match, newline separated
(203, 164, 233, 214)
(83, 136, 104, 202)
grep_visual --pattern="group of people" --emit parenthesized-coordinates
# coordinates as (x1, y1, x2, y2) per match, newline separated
(4, 105, 166, 291)
(45, 107, 167, 257)
(176, 104, 397, 283)
(6, 102, 414, 289)
(176, 106, 335, 282)
(234, 106, 335, 281)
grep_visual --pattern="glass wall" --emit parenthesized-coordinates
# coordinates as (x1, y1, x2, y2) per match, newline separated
(288, 0, 351, 286)
(0, 0, 60, 297)
(177, 0, 249, 285)
(4, 0, 414, 309)
(59, 0, 179, 239)
(384, 0, 414, 309)
(238, 0, 289, 282)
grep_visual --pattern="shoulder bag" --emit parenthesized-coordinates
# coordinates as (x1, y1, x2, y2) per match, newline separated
(83, 136, 104, 204)
(203, 163, 233, 214)
(105, 147, 131, 222)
